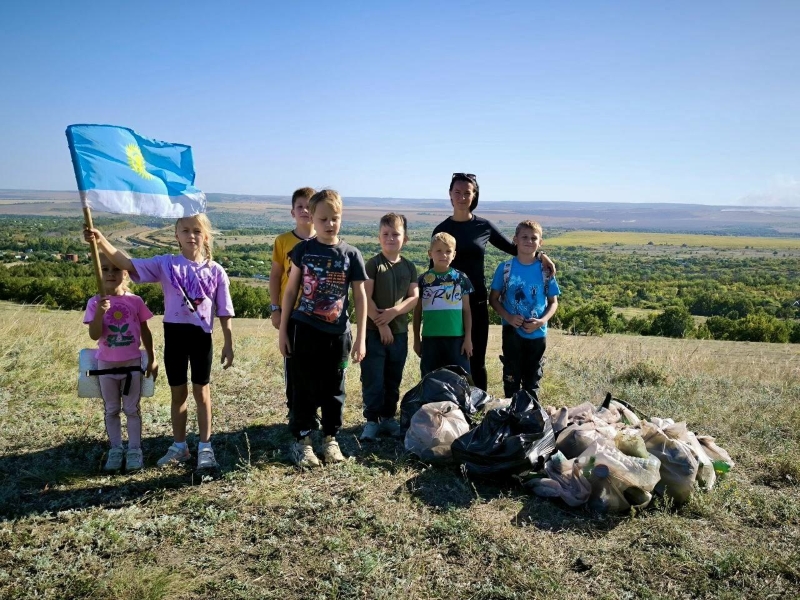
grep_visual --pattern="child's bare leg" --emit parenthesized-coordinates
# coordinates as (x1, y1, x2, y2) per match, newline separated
(170, 384, 189, 442)
(193, 383, 212, 443)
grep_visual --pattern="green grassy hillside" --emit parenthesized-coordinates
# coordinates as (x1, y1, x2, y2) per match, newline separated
(0, 302, 798, 599)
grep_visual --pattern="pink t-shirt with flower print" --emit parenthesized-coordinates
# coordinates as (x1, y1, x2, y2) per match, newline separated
(83, 293, 154, 362)
(129, 254, 234, 334)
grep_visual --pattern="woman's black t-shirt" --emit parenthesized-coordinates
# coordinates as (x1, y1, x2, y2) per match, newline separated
(431, 216, 516, 301)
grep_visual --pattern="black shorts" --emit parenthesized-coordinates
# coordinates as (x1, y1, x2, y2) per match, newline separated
(163, 322, 213, 386)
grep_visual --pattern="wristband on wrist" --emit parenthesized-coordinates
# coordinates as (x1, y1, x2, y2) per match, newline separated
(270, 304, 281, 312)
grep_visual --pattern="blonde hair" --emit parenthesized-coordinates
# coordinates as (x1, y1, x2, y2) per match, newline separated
(515, 220, 543, 238)
(430, 232, 456, 251)
(176, 213, 214, 261)
(309, 189, 343, 216)
(99, 252, 131, 293)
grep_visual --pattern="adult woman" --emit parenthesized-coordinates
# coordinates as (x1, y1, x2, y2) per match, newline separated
(432, 173, 553, 391)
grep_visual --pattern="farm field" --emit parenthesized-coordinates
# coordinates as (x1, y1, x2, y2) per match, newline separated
(548, 230, 800, 251)
(0, 302, 798, 599)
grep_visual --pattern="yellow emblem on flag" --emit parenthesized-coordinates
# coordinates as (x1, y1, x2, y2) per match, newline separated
(125, 143, 155, 180)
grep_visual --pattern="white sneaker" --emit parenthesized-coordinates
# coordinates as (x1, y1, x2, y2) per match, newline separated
(360, 421, 380, 441)
(290, 436, 321, 468)
(322, 436, 346, 464)
(197, 447, 219, 470)
(104, 447, 124, 472)
(125, 448, 144, 472)
(157, 444, 191, 467)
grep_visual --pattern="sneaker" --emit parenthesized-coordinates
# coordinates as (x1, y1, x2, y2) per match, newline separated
(125, 448, 144, 472)
(197, 447, 219, 470)
(359, 421, 380, 442)
(157, 444, 191, 467)
(290, 436, 321, 468)
(322, 436, 346, 464)
(104, 447, 124, 472)
(379, 418, 402, 438)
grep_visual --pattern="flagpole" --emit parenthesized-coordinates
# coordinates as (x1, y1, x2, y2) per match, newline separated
(81, 193, 105, 296)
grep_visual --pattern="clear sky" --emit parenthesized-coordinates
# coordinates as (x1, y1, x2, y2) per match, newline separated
(1, 1, 798, 205)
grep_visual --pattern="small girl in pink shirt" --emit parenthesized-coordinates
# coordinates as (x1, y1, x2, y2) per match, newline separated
(84, 253, 158, 473)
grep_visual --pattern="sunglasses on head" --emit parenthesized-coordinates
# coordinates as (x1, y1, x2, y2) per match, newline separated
(452, 172, 477, 181)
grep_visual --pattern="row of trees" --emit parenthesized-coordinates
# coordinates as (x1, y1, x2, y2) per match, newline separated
(551, 301, 800, 343)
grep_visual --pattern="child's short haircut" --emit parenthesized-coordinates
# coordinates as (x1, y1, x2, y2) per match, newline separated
(379, 212, 407, 233)
(430, 232, 456, 251)
(515, 220, 543, 238)
(291, 187, 316, 208)
(309, 189, 343, 215)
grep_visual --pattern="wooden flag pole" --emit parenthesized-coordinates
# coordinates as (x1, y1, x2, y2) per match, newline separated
(81, 195, 105, 296)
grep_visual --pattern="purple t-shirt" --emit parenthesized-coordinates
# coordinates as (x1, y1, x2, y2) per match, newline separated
(83, 292, 154, 361)
(130, 254, 234, 333)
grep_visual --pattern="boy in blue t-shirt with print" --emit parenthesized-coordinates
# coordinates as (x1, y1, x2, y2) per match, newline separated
(489, 220, 560, 398)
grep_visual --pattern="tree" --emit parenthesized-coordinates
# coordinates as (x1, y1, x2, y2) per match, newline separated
(649, 305, 695, 338)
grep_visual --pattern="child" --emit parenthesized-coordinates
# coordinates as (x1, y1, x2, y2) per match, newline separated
(359, 213, 419, 441)
(278, 189, 368, 468)
(84, 254, 158, 472)
(270, 187, 316, 329)
(489, 220, 560, 398)
(413, 232, 474, 378)
(84, 213, 234, 471)
(269, 187, 316, 420)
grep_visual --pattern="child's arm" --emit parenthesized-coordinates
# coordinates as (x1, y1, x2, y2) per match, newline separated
(461, 293, 473, 357)
(523, 296, 559, 334)
(412, 300, 423, 357)
(83, 228, 136, 274)
(88, 297, 110, 340)
(278, 264, 302, 357)
(373, 282, 419, 326)
(269, 259, 284, 330)
(140, 321, 159, 380)
(365, 279, 394, 345)
(489, 289, 525, 329)
(351, 280, 368, 363)
(219, 316, 234, 369)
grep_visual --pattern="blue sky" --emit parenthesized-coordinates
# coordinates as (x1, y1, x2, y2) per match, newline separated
(1, 1, 798, 205)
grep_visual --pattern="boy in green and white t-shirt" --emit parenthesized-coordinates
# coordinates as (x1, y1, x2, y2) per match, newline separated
(412, 232, 474, 377)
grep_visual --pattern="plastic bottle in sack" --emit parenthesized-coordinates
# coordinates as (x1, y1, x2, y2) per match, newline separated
(579, 440, 661, 513)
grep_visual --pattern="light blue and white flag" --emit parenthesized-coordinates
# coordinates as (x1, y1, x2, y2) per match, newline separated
(66, 124, 206, 218)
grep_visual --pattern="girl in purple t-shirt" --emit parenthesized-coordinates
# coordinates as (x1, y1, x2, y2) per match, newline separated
(85, 214, 235, 472)
(84, 253, 158, 473)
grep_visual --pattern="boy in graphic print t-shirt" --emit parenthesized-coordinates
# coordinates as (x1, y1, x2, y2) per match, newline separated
(278, 190, 368, 469)
(413, 232, 474, 378)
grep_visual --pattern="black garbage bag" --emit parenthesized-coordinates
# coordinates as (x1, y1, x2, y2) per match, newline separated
(451, 389, 556, 479)
(400, 366, 490, 432)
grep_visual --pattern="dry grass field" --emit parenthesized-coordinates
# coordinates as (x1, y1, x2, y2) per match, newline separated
(0, 302, 798, 599)
(548, 230, 800, 250)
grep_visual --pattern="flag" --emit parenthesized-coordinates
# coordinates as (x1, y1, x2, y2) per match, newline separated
(65, 124, 206, 218)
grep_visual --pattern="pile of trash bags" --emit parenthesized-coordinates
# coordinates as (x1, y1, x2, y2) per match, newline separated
(400, 369, 735, 514)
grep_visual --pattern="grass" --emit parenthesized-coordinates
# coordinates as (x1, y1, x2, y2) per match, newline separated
(0, 301, 799, 599)
(547, 230, 800, 249)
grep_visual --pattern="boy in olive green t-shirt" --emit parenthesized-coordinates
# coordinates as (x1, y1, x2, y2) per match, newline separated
(359, 213, 419, 441)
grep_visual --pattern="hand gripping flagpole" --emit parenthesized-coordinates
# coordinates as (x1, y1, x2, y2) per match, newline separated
(81, 199, 106, 296)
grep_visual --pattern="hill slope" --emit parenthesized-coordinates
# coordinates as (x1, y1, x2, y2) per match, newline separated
(0, 303, 798, 599)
